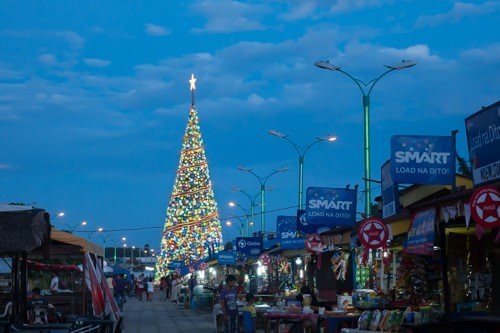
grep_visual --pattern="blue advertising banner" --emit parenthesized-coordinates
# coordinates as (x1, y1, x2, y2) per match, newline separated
(465, 101, 500, 186)
(381, 160, 400, 219)
(391, 135, 455, 185)
(405, 208, 436, 255)
(236, 237, 262, 258)
(280, 237, 305, 249)
(300, 187, 357, 234)
(217, 251, 237, 265)
(277, 215, 298, 239)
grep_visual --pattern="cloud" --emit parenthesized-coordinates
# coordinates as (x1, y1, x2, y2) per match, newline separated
(416, 1, 500, 27)
(83, 58, 111, 68)
(53, 30, 85, 49)
(144, 23, 170, 36)
(329, 0, 389, 13)
(191, 0, 269, 33)
(38, 54, 58, 66)
(0, 164, 11, 169)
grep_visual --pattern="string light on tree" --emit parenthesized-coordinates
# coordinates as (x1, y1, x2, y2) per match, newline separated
(155, 74, 223, 278)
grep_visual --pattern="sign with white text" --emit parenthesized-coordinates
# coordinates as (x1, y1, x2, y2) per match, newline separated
(236, 237, 262, 258)
(405, 208, 436, 255)
(217, 251, 237, 265)
(465, 101, 500, 186)
(300, 187, 357, 233)
(277, 215, 297, 239)
(391, 135, 455, 185)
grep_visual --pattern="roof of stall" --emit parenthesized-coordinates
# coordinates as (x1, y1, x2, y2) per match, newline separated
(50, 228, 103, 256)
(0, 208, 51, 253)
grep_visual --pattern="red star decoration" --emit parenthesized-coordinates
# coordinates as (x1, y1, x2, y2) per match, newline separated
(476, 193, 499, 221)
(364, 222, 383, 245)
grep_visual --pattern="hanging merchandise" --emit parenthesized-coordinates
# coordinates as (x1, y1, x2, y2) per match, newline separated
(331, 250, 349, 281)
(305, 233, 325, 269)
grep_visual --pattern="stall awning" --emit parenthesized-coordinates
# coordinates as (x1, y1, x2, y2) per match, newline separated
(51, 229, 103, 255)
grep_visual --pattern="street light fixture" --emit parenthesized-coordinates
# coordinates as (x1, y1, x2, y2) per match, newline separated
(237, 166, 287, 233)
(228, 201, 252, 236)
(269, 130, 337, 210)
(314, 59, 416, 217)
(226, 216, 245, 237)
(231, 187, 263, 235)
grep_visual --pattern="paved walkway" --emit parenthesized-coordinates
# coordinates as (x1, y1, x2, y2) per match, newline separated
(122, 292, 216, 333)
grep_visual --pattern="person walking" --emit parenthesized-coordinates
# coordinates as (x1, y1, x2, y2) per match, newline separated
(219, 274, 238, 333)
(114, 274, 127, 311)
(146, 277, 154, 302)
(136, 274, 145, 301)
(165, 275, 172, 300)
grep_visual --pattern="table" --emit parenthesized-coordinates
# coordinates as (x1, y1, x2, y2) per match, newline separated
(320, 313, 360, 333)
(264, 311, 319, 333)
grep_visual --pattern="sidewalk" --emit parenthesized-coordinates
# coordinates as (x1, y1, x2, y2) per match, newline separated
(122, 292, 216, 333)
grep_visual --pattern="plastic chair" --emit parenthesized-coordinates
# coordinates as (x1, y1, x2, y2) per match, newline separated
(241, 311, 255, 333)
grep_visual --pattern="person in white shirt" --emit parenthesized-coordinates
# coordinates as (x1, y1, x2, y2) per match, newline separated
(50, 274, 59, 292)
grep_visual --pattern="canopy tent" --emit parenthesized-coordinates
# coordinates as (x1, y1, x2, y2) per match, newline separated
(50, 229, 103, 256)
(111, 264, 130, 277)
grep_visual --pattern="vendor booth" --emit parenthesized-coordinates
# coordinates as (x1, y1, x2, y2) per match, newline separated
(0, 207, 121, 332)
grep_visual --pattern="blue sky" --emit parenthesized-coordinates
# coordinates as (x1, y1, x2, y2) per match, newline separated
(1, 1, 499, 251)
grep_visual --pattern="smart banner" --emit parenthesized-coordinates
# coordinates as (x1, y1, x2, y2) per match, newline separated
(236, 237, 262, 258)
(381, 160, 399, 219)
(280, 237, 305, 249)
(217, 251, 237, 265)
(391, 135, 455, 185)
(405, 208, 436, 255)
(300, 187, 357, 234)
(465, 101, 500, 186)
(277, 215, 297, 239)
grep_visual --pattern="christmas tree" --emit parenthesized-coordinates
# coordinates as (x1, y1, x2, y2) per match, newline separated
(156, 74, 223, 278)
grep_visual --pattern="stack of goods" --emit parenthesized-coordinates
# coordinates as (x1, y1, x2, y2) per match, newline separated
(357, 309, 403, 332)
(352, 289, 390, 309)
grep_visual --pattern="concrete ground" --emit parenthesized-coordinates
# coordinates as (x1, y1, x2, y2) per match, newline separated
(122, 291, 216, 333)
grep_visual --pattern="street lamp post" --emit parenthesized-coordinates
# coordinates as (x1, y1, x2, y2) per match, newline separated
(231, 187, 262, 235)
(237, 166, 287, 233)
(269, 130, 337, 210)
(314, 59, 416, 217)
(112, 236, 127, 263)
(226, 217, 245, 237)
(97, 229, 112, 260)
(226, 220, 243, 237)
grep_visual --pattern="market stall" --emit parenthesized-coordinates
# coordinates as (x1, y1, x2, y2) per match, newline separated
(0, 207, 120, 332)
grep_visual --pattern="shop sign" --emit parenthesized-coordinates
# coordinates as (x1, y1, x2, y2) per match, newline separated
(305, 233, 325, 253)
(390, 135, 455, 185)
(276, 215, 297, 239)
(280, 237, 305, 249)
(236, 237, 262, 258)
(217, 251, 236, 265)
(470, 185, 500, 228)
(405, 208, 436, 255)
(358, 217, 389, 249)
(300, 187, 357, 234)
(381, 160, 400, 219)
(465, 101, 500, 186)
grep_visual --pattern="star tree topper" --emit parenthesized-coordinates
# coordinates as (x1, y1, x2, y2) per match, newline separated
(189, 74, 197, 106)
